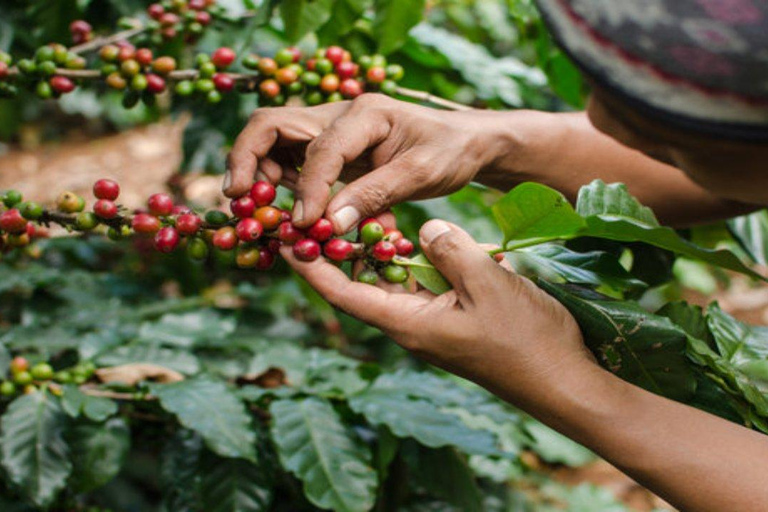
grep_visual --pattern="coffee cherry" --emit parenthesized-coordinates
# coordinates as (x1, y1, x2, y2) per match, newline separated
(13, 371, 33, 386)
(307, 218, 333, 242)
(132, 213, 161, 234)
(160, 12, 180, 26)
(293, 238, 321, 262)
(37, 61, 57, 77)
(325, 46, 345, 65)
(121, 59, 141, 77)
(383, 264, 408, 284)
(75, 212, 99, 231)
(383, 228, 402, 242)
(230, 196, 256, 219)
(154, 226, 180, 253)
(195, 78, 215, 93)
(320, 74, 340, 94)
(57, 191, 85, 213)
(380, 80, 397, 96)
(93, 179, 120, 200)
(148, 3, 165, 19)
(255, 248, 276, 270)
(314, 58, 333, 75)
(19, 202, 43, 221)
(267, 238, 282, 253)
(258, 57, 278, 76)
(235, 217, 263, 242)
(117, 45, 136, 62)
(242, 54, 260, 70)
(301, 71, 321, 88)
(65, 55, 86, 70)
(211, 47, 236, 69)
(50, 76, 75, 94)
(370, 54, 387, 68)
(131, 74, 148, 91)
(336, 61, 358, 80)
(0, 209, 27, 234)
(366, 67, 386, 84)
(372, 240, 396, 262)
(148, 193, 174, 216)
(187, 237, 209, 260)
(35, 45, 55, 63)
(324, 238, 354, 262)
(357, 268, 378, 285)
(0, 381, 16, 396)
(275, 48, 295, 67)
(276, 67, 298, 85)
(176, 213, 202, 235)
(277, 221, 303, 244)
(196, 11, 212, 25)
(36, 81, 53, 100)
(250, 181, 276, 207)
(0, 62, 8, 80)
(259, 79, 281, 98)
(54, 371, 72, 384)
(2, 190, 22, 208)
(213, 226, 237, 250)
(205, 210, 229, 226)
(385, 64, 404, 81)
(30, 363, 54, 381)
(394, 238, 415, 256)
(175, 80, 194, 96)
(10, 356, 29, 374)
(70, 20, 92, 36)
(136, 48, 154, 67)
(152, 56, 177, 74)
(146, 73, 167, 93)
(339, 78, 363, 99)
(100, 45, 120, 63)
(106, 72, 127, 90)
(236, 245, 260, 268)
(213, 73, 234, 92)
(360, 221, 384, 245)
(17, 59, 36, 75)
(254, 206, 282, 230)
(305, 90, 323, 106)
(94, 199, 118, 219)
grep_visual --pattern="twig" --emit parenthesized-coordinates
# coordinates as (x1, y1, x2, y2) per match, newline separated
(81, 387, 156, 401)
(395, 85, 472, 111)
(70, 25, 149, 54)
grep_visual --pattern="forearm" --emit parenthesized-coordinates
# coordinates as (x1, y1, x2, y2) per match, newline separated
(500, 363, 768, 512)
(473, 110, 755, 226)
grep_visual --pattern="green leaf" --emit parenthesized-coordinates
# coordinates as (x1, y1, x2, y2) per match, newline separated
(0, 342, 9, 376)
(270, 397, 377, 512)
(61, 385, 118, 422)
(404, 444, 482, 512)
(656, 301, 716, 350)
(540, 282, 696, 401)
(317, 0, 369, 44)
(707, 303, 768, 364)
(727, 209, 768, 266)
(154, 376, 257, 461)
(349, 372, 501, 456)
(576, 180, 658, 226)
(373, 0, 426, 54)
(0, 392, 72, 507)
(137, 310, 236, 348)
(67, 417, 130, 493)
(280, 0, 335, 43)
(96, 344, 200, 374)
(200, 451, 273, 512)
(522, 419, 594, 467)
(492, 182, 585, 248)
(399, 254, 451, 294)
(161, 429, 203, 512)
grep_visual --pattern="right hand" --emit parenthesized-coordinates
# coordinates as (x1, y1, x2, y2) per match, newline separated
(224, 94, 506, 232)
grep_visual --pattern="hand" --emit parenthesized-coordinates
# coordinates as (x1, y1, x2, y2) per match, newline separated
(224, 94, 509, 233)
(280, 219, 595, 405)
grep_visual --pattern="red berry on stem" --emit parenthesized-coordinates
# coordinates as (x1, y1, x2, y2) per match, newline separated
(275, 67, 298, 85)
(250, 181, 276, 207)
(159, 12, 180, 26)
(189, 0, 206, 9)
(213, 73, 234, 92)
(320, 74, 340, 94)
(70, 20, 92, 35)
(0, 62, 8, 80)
(212, 226, 237, 250)
(146, 73, 167, 93)
(372, 240, 396, 261)
(94, 199, 118, 219)
(384, 228, 403, 242)
(324, 238, 354, 262)
(293, 238, 321, 262)
(394, 238, 414, 256)
(147, 193, 174, 216)
(259, 79, 280, 98)
(0, 209, 28, 234)
(148, 3, 165, 18)
(336, 61, 358, 80)
(277, 221, 304, 244)
(154, 226, 180, 253)
(280, 209, 292, 222)
(235, 217, 263, 242)
(307, 218, 333, 242)
(117, 46, 136, 62)
(254, 206, 282, 230)
(325, 46, 344, 65)
(339, 79, 363, 99)
(267, 238, 282, 253)
(176, 213, 202, 235)
(287, 46, 302, 63)
(132, 213, 161, 234)
(195, 11, 212, 25)
(306, 59, 317, 72)
(230, 196, 256, 219)
(255, 248, 276, 270)
(136, 48, 153, 67)
(50, 76, 75, 94)
(93, 179, 120, 200)
(172, 205, 192, 215)
(211, 47, 236, 69)
(367, 67, 386, 84)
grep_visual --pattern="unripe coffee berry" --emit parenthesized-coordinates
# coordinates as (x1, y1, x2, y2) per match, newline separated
(31, 363, 54, 381)
(372, 240, 396, 262)
(93, 179, 120, 200)
(176, 213, 202, 235)
(360, 221, 384, 245)
(366, 67, 386, 84)
(212, 226, 237, 250)
(187, 237, 209, 260)
(121, 60, 141, 77)
(154, 226, 180, 253)
(258, 57, 278, 76)
(383, 264, 408, 284)
(0, 209, 28, 234)
(100, 45, 120, 62)
(230, 196, 256, 219)
(152, 56, 177, 74)
(307, 218, 333, 242)
(275, 48, 295, 67)
(10, 356, 29, 374)
(259, 79, 281, 98)
(205, 210, 229, 226)
(20, 202, 43, 221)
(211, 47, 236, 69)
(0, 382, 16, 396)
(57, 191, 85, 213)
(250, 181, 276, 207)
(293, 238, 321, 262)
(276, 67, 298, 85)
(132, 213, 161, 234)
(148, 193, 174, 216)
(13, 371, 33, 386)
(75, 212, 99, 231)
(254, 206, 282, 230)
(2, 190, 22, 208)
(106, 72, 127, 90)
(357, 268, 378, 285)
(94, 199, 118, 219)
(394, 238, 414, 256)
(236, 246, 260, 268)
(324, 238, 354, 262)
(320, 74, 340, 94)
(236, 218, 263, 242)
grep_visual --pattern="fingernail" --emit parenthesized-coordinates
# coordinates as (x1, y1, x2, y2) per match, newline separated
(293, 200, 304, 223)
(332, 205, 360, 233)
(420, 220, 450, 244)
(255, 171, 268, 183)
(222, 171, 232, 192)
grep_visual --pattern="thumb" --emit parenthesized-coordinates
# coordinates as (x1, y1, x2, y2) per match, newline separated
(419, 220, 501, 299)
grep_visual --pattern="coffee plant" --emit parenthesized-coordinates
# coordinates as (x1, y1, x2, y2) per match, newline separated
(1, 0, 767, 511)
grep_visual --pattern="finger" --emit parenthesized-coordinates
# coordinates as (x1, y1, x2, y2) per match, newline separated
(419, 220, 504, 302)
(256, 158, 284, 184)
(293, 103, 391, 227)
(478, 243, 513, 271)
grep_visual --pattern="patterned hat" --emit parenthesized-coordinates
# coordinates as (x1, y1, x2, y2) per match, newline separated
(536, 0, 768, 141)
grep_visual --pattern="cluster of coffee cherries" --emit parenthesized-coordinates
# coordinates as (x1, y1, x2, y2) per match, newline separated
(0, 44, 87, 99)
(0, 356, 96, 397)
(143, 0, 224, 43)
(173, 47, 236, 104)
(98, 42, 178, 108)
(0, 180, 416, 284)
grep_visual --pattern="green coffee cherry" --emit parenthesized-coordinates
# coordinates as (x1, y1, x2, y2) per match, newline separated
(37, 61, 57, 77)
(357, 268, 379, 285)
(360, 222, 384, 245)
(3, 190, 23, 208)
(205, 210, 229, 226)
(383, 264, 408, 284)
(31, 363, 54, 381)
(0, 381, 16, 396)
(175, 80, 194, 96)
(187, 237, 209, 260)
(20, 202, 43, 220)
(36, 81, 53, 99)
(75, 212, 99, 231)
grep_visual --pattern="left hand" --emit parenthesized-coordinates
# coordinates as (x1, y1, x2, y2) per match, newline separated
(280, 219, 595, 406)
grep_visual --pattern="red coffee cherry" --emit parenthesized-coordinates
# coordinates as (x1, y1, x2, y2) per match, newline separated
(93, 179, 120, 200)
(366, 67, 386, 84)
(93, 199, 118, 219)
(147, 193, 174, 216)
(258, 57, 278, 76)
(320, 74, 340, 94)
(336, 61, 358, 80)
(0, 62, 8, 80)
(254, 206, 282, 230)
(372, 240, 396, 262)
(70, 20, 92, 35)
(213, 73, 234, 92)
(394, 238, 414, 256)
(293, 238, 321, 262)
(146, 73, 167, 93)
(117, 46, 136, 62)
(339, 79, 362, 99)
(230, 196, 256, 219)
(259, 79, 281, 98)
(307, 218, 333, 242)
(50, 76, 75, 94)
(135, 48, 153, 67)
(325, 46, 345, 65)
(267, 238, 282, 254)
(147, 3, 165, 19)
(255, 248, 276, 270)
(324, 238, 354, 262)
(159, 12, 180, 26)
(0, 209, 28, 234)
(235, 218, 263, 242)
(132, 213, 161, 234)
(280, 209, 292, 222)
(154, 226, 180, 253)
(175, 213, 202, 235)
(212, 226, 237, 250)
(172, 205, 192, 215)
(152, 56, 177, 74)
(249, 181, 276, 207)
(275, 67, 298, 85)
(277, 221, 303, 244)
(195, 11, 212, 25)
(188, 0, 206, 9)
(211, 47, 236, 69)
(384, 228, 403, 243)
